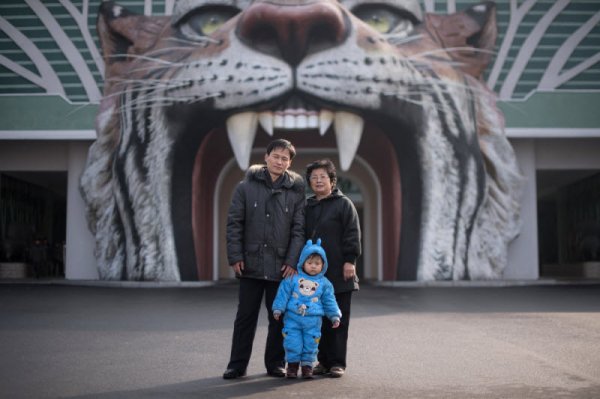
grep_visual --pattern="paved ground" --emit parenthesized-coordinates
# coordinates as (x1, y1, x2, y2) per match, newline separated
(1, 281, 600, 398)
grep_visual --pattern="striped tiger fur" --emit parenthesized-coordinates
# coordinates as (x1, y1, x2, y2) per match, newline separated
(80, 0, 523, 281)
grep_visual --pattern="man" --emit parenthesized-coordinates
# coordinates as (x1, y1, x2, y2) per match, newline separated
(223, 139, 306, 379)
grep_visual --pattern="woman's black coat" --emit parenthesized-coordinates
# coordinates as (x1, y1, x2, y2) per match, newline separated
(305, 188, 361, 293)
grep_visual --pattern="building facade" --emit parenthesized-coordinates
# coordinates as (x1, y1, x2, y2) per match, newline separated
(1, 0, 599, 281)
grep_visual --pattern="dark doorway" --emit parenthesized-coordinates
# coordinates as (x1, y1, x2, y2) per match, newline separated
(537, 170, 600, 279)
(0, 172, 67, 278)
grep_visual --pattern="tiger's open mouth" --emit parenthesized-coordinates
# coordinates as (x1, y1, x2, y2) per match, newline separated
(225, 95, 364, 171)
(170, 91, 414, 281)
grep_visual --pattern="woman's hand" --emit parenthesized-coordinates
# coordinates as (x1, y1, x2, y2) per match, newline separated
(343, 262, 355, 281)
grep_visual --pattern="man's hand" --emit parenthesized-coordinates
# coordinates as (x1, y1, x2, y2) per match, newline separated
(231, 261, 244, 275)
(281, 264, 297, 278)
(343, 262, 356, 281)
(332, 320, 340, 328)
(273, 313, 280, 321)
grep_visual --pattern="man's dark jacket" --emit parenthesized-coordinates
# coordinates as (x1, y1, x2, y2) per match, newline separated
(226, 165, 306, 281)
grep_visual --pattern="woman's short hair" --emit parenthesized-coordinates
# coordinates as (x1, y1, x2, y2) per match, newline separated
(305, 159, 337, 187)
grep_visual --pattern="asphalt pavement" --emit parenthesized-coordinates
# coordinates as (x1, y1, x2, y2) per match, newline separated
(1, 281, 599, 398)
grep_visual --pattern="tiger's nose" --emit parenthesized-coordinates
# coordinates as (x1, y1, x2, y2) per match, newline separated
(236, 0, 347, 66)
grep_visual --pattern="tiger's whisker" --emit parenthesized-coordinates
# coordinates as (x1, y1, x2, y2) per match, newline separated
(418, 57, 468, 68)
(120, 92, 223, 111)
(409, 47, 497, 59)
(100, 83, 175, 100)
(415, 78, 493, 97)
(139, 46, 196, 58)
(126, 64, 174, 75)
(105, 53, 188, 67)
(376, 91, 451, 112)
(165, 36, 221, 45)
(387, 34, 423, 45)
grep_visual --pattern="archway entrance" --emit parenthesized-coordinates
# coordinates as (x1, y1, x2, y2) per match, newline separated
(190, 126, 403, 282)
(212, 149, 382, 281)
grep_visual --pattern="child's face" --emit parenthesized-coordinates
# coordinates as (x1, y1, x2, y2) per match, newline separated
(303, 255, 323, 276)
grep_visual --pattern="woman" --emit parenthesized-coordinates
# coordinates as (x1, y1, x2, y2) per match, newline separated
(304, 159, 361, 378)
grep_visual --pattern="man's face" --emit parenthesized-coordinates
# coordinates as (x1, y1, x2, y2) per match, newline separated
(264, 147, 292, 179)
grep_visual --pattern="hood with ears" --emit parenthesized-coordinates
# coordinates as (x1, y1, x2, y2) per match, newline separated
(296, 238, 328, 278)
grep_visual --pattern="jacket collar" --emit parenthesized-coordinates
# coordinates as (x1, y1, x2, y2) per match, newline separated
(307, 187, 343, 205)
(245, 164, 304, 191)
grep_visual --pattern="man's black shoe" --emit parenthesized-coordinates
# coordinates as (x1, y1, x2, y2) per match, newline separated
(266, 367, 286, 377)
(223, 368, 246, 379)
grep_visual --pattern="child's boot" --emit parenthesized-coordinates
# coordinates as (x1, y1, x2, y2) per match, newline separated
(301, 365, 314, 379)
(286, 362, 299, 378)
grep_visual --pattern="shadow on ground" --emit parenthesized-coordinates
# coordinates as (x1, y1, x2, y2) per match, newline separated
(63, 378, 600, 399)
(63, 375, 313, 399)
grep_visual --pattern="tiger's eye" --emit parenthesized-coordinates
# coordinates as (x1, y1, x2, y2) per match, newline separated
(362, 11, 394, 33)
(353, 5, 415, 35)
(190, 11, 233, 35)
(180, 6, 240, 39)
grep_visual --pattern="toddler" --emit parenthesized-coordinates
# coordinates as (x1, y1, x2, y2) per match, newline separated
(272, 239, 341, 378)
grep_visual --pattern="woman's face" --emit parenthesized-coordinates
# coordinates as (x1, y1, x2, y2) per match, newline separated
(309, 167, 333, 198)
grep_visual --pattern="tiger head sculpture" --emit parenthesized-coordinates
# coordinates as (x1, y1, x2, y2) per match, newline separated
(80, 0, 523, 281)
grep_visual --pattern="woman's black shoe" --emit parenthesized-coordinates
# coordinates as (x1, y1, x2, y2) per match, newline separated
(223, 368, 246, 379)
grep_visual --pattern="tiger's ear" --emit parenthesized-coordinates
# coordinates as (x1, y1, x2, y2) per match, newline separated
(424, 1, 497, 79)
(97, 1, 169, 69)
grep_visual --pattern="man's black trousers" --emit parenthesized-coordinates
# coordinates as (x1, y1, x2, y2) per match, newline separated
(226, 278, 285, 372)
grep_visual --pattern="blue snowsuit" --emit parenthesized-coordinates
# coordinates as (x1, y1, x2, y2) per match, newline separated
(272, 239, 341, 366)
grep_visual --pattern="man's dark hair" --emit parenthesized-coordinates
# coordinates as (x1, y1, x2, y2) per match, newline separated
(266, 139, 296, 159)
(305, 158, 337, 188)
